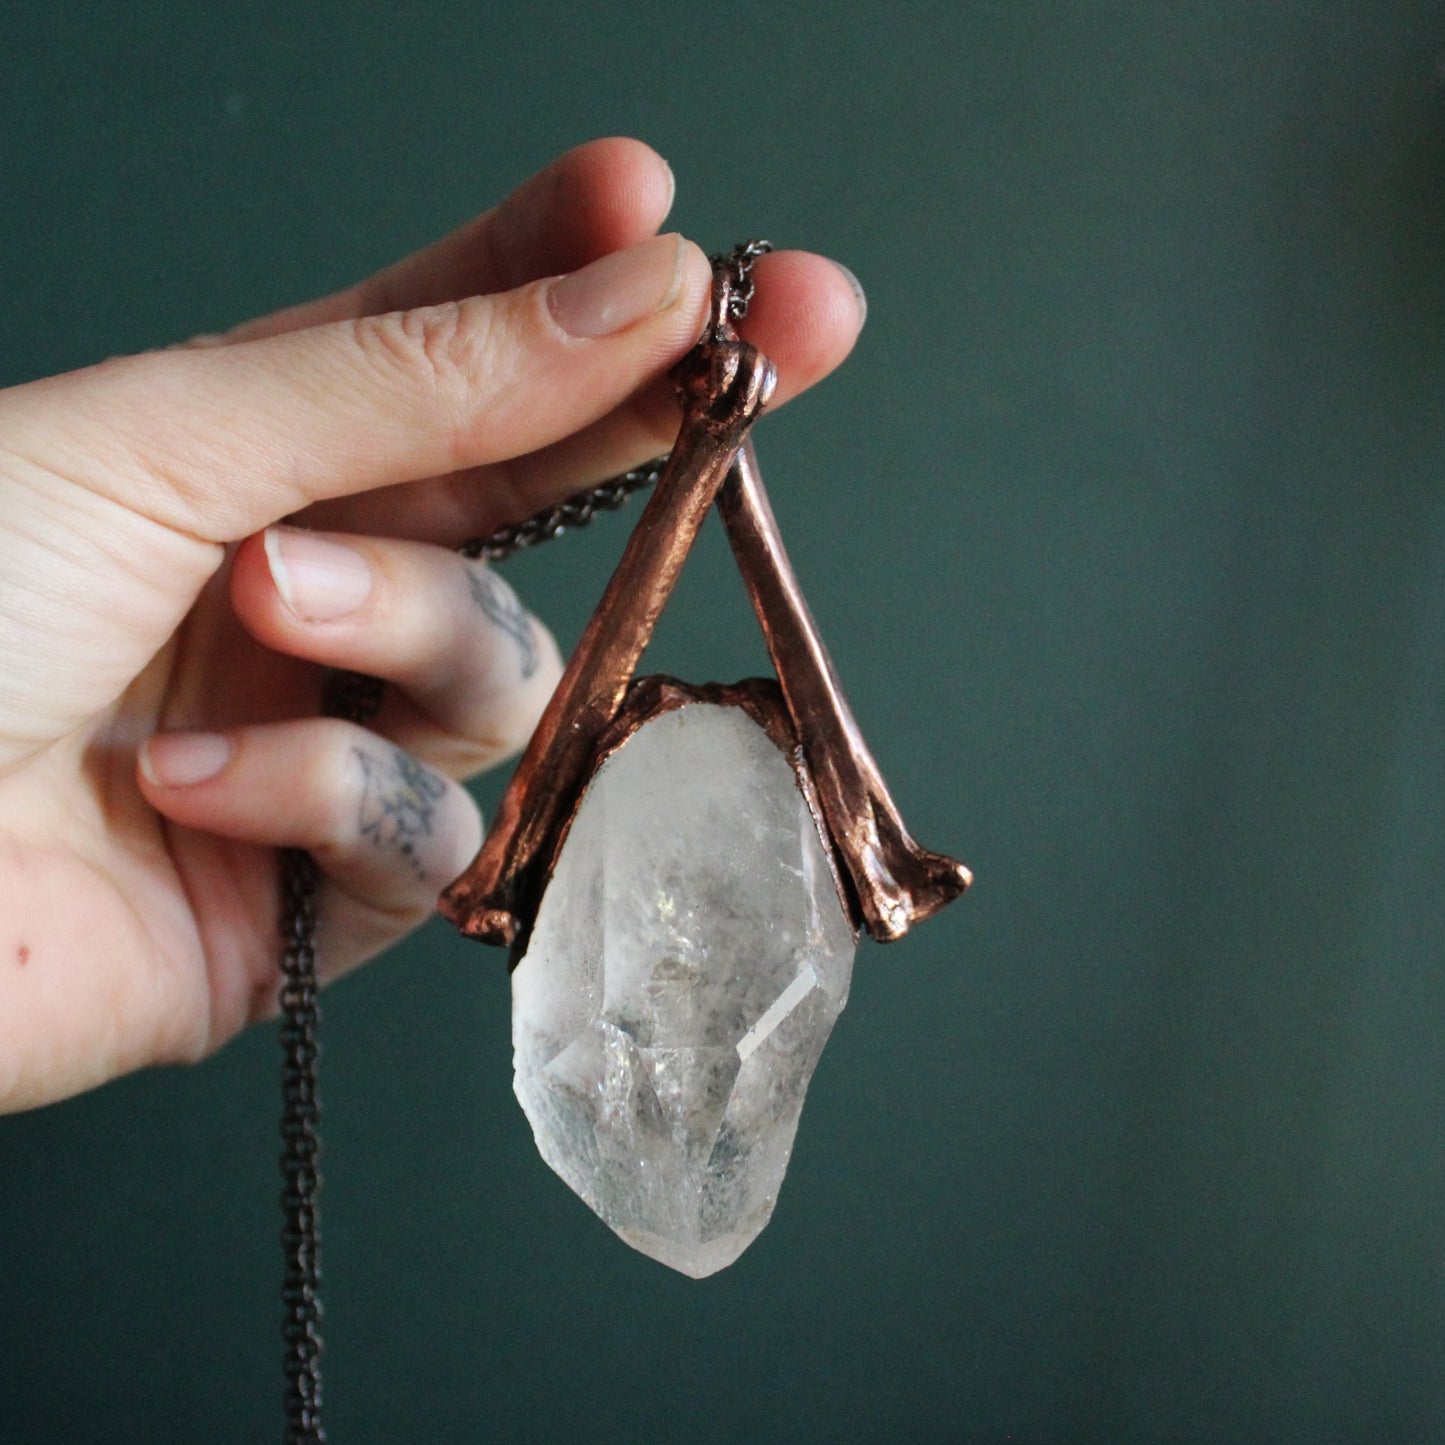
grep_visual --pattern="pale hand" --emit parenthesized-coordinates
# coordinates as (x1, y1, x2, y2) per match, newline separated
(0, 138, 865, 1112)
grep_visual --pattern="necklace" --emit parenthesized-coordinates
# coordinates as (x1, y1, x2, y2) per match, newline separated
(278, 244, 969, 1442)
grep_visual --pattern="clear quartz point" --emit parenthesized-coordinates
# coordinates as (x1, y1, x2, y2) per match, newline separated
(511, 700, 856, 1278)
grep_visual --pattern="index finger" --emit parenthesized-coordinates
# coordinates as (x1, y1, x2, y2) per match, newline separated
(217, 137, 677, 343)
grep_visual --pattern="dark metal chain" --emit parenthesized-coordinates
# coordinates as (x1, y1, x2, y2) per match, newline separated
(277, 848, 324, 1442)
(276, 241, 769, 1445)
(713, 239, 771, 320)
(459, 457, 669, 563)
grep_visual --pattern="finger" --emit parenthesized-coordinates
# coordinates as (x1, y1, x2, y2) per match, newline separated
(229, 526, 561, 774)
(138, 721, 482, 941)
(6, 233, 715, 541)
(217, 137, 677, 343)
(500, 248, 866, 500)
(301, 249, 868, 545)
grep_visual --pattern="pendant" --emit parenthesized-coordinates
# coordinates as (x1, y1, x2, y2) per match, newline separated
(440, 253, 970, 1276)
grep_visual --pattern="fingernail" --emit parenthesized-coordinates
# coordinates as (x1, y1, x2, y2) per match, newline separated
(140, 732, 232, 787)
(264, 526, 373, 622)
(831, 261, 867, 330)
(548, 233, 686, 338)
(659, 156, 677, 217)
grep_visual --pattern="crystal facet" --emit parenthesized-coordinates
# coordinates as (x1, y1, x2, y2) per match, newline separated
(511, 701, 856, 1278)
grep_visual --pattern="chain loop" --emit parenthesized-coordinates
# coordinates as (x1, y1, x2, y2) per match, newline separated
(278, 847, 324, 1443)
(459, 457, 667, 563)
(277, 241, 770, 1444)
(713, 239, 772, 320)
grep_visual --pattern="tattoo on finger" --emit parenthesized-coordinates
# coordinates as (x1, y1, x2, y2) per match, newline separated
(466, 565, 538, 679)
(355, 745, 447, 879)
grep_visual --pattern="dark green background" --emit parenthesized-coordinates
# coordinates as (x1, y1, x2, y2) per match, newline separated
(3, 3, 1444, 1441)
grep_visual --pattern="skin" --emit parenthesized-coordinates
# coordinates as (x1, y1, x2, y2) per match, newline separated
(0, 138, 864, 1112)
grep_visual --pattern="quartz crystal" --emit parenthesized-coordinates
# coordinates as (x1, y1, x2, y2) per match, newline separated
(512, 700, 856, 1278)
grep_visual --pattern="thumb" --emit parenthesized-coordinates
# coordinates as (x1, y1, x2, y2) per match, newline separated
(0, 234, 711, 543)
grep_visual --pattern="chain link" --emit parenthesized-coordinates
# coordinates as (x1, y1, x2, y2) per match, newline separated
(459, 456, 668, 563)
(278, 848, 323, 1442)
(713, 239, 772, 319)
(276, 242, 770, 1445)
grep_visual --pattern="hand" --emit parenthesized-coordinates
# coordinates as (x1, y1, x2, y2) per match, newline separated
(0, 137, 865, 1112)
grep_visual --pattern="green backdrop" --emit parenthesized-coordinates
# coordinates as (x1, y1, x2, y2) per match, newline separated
(3, 3, 1444, 1441)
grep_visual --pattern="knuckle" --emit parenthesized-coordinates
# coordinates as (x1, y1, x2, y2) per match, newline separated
(421, 663, 558, 778)
(444, 724, 530, 780)
(490, 701, 545, 761)
(530, 623, 565, 693)
(485, 644, 563, 758)
(337, 735, 469, 890)
(349, 298, 494, 396)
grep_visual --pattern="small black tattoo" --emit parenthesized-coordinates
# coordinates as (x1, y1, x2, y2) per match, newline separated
(355, 746, 446, 878)
(467, 565, 538, 678)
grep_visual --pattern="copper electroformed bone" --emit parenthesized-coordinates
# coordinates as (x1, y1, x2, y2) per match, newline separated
(440, 261, 971, 953)
(717, 440, 972, 940)
(438, 281, 777, 947)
